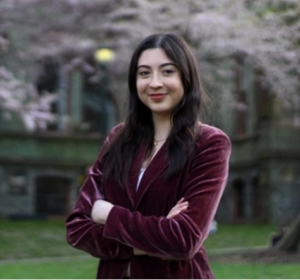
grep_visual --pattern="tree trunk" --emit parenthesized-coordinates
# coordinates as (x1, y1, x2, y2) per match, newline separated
(274, 212, 300, 252)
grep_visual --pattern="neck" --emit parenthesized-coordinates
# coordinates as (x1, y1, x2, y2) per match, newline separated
(152, 113, 172, 140)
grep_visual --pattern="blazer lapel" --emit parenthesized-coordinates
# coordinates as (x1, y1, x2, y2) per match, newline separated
(134, 143, 169, 210)
(126, 145, 145, 209)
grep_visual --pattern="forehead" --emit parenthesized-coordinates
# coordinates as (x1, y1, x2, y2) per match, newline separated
(137, 48, 173, 67)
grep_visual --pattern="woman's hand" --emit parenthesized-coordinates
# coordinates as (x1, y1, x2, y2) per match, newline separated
(91, 200, 114, 224)
(166, 197, 189, 219)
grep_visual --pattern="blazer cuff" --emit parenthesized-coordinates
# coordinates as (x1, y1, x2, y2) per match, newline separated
(104, 205, 130, 243)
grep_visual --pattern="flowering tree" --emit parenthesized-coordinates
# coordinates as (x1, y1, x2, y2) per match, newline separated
(188, 0, 300, 124)
(0, 0, 299, 128)
(0, 67, 57, 131)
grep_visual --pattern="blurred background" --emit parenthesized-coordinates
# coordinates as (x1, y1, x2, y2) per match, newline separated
(0, 0, 299, 278)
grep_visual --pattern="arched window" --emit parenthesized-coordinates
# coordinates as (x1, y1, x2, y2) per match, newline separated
(35, 175, 71, 215)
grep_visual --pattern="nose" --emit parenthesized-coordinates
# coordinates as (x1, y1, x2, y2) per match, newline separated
(149, 73, 163, 89)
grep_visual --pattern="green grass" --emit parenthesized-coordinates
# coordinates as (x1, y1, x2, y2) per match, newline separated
(204, 224, 277, 250)
(0, 258, 98, 279)
(211, 262, 300, 279)
(1, 258, 300, 279)
(0, 220, 297, 279)
(0, 219, 82, 260)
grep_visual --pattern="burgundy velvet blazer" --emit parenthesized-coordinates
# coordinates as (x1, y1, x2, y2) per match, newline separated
(66, 123, 231, 279)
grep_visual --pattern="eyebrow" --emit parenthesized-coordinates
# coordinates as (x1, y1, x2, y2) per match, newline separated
(137, 62, 177, 69)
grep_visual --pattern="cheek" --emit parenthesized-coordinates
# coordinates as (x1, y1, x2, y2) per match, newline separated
(178, 81, 185, 99)
(169, 78, 184, 97)
(136, 79, 148, 94)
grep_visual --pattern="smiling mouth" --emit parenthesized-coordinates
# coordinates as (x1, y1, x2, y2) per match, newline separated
(149, 94, 166, 100)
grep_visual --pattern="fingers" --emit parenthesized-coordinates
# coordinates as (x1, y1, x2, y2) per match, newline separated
(175, 198, 188, 212)
(166, 199, 189, 219)
(176, 197, 185, 204)
(175, 201, 189, 214)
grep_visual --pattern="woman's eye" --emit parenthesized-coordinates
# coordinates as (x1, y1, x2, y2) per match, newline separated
(163, 69, 174, 75)
(138, 71, 150, 76)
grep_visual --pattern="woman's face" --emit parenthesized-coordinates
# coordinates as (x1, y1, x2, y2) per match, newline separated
(136, 48, 184, 118)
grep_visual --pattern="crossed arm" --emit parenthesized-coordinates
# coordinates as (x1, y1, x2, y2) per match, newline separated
(91, 197, 189, 255)
(66, 127, 231, 260)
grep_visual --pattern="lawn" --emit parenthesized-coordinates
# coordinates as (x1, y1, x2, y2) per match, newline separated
(0, 257, 98, 279)
(211, 262, 300, 279)
(204, 224, 277, 250)
(1, 257, 300, 279)
(1, 219, 299, 279)
(0, 219, 83, 260)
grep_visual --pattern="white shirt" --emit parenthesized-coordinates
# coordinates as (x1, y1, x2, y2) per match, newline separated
(136, 168, 146, 191)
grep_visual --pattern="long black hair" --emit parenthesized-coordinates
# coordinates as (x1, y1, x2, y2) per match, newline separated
(101, 33, 207, 187)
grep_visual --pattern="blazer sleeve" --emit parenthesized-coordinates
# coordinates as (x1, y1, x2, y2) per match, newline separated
(102, 128, 231, 260)
(65, 124, 133, 260)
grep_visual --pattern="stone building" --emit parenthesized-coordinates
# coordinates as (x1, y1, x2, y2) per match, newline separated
(215, 57, 300, 225)
(0, 131, 103, 218)
(0, 35, 116, 218)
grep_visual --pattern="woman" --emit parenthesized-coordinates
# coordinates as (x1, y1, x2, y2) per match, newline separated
(66, 33, 231, 279)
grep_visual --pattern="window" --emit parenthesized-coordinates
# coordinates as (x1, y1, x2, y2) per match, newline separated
(256, 69, 270, 120)
(36, 58, 59, 131)
(35, 175, 71, 215)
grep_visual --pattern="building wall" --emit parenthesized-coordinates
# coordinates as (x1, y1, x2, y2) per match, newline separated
(0, 131, 104, 218)
(268, 157, 300, 224)
(215, 57, 300, 225)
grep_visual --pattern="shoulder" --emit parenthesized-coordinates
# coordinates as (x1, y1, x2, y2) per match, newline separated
(198, 123, 230, 141)
(106, 122, 125, 142)
(196, 122, 231, 152)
